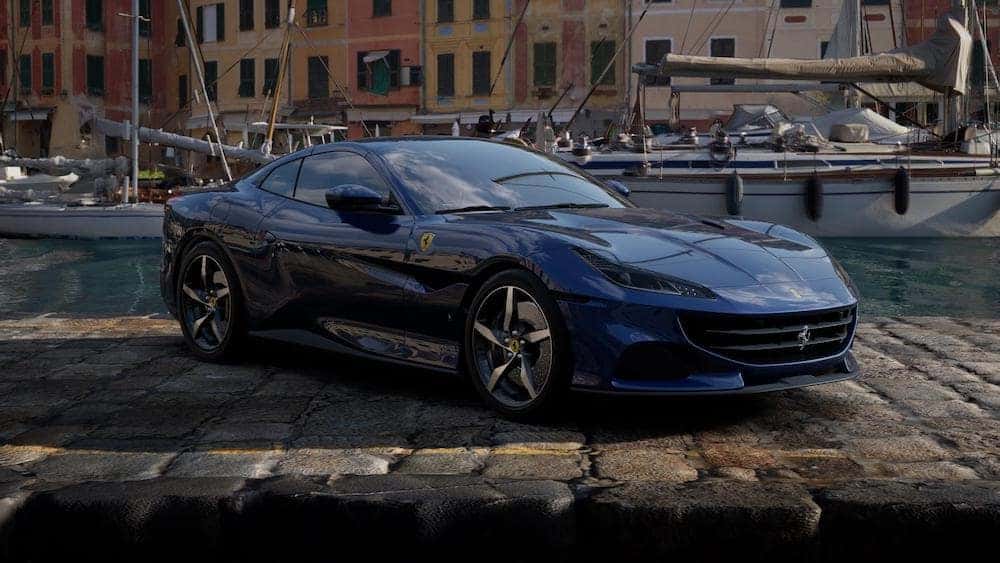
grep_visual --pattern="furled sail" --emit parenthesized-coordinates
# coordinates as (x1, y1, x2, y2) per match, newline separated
(639, 14, 972, 95)
(824, 0, 862, 59)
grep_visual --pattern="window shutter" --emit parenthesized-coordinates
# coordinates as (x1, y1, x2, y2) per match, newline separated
(196, 6, 204, 43)
(216, 3, 226, 42)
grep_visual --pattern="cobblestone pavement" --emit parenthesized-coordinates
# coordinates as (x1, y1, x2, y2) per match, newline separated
(0, 315, 998, 560)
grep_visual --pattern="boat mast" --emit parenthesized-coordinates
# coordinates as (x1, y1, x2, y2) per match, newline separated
(175, 0, 232, 180)
(116, 1, 148, 203)
(264, 2, 295, 155)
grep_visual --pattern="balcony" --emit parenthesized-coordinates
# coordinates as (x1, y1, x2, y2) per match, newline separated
(305, 7, 328, 27)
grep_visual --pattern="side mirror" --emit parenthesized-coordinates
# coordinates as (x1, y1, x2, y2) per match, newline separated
(325, 184, 387, 211)
(606, 179, 630, 197)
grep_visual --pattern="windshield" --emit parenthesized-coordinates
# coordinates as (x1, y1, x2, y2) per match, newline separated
(378, 139, 630, 214)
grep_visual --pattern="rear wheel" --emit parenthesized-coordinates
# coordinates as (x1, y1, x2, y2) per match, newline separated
(176, 241, 246, 361)
(464, 270, 571, 418)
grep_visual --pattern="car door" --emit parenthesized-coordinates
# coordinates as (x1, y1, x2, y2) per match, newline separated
(262, 149, 415, 359)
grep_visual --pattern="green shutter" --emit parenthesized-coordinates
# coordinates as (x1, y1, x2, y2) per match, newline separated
(205, 61, 218, 101)
(19, 55, 31, 91)
(196, 6, 204, 43)
(533, 43, 556, 87)
(591, 41, 615, 86)
(239, 59, 255, 97)
(264, 58, 279, 95)
(19, 0, 30, 27)
(216, 3, 226, 41)
(42, 53, 54, 91)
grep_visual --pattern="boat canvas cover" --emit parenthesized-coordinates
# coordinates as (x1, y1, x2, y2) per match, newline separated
(648, 15, 972, 95)
(808, 108, 912, 141)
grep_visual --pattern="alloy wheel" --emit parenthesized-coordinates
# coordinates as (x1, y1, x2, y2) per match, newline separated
(180, 254, 232, 352)
(471, 285, 553, 408)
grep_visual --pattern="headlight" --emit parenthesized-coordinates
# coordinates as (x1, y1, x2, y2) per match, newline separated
(831, 257, 859, 298)
(575, 249, 716, 299)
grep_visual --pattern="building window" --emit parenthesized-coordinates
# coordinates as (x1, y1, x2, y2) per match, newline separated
(239, 0, 254, 31)
(41, 53, 55, 94)
(179, 74, 188, 108)
(265, 0, 280, 28)
(643, 39, 671, 86)
(357, 50, 400, 95)
(85, 0, 103, 31)
(533, 43, 556, 87)
(139, 59, 152, 103)
(591, 40, 615, 86)
(18, 55, 30, 93)
(779, 0, 811, 7)
(176, 19, 186, 46)
(308, 56, 329, 99)
(204, 60, 218, 101)
(139, 0, 151, 37)
(709, 38, 735, 85)
(0, 52, 6, 87)
(239, 59, 255, 97)
(306, 0, 327, 27)
(42, 0, 54, 26)
(373, 0, 391, 17)
(472, 51, 491, 95)
(86, 55, 105, 96)
(437, 53, 454, 97)
(438, 0, 454, 23)
(263, 58, 279, 95)
(197, 4, 226, 43)
(473, 0, 490, 20)
(18, 0, 30, 27)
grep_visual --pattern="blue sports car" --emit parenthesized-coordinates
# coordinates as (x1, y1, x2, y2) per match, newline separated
(161, 137, 860, 417)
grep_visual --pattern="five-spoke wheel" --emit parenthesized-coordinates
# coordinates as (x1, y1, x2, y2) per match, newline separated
(465, 270, 568, 417)
(177, 242, 244, 360)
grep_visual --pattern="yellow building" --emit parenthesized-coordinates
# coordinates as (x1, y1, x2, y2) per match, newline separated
(420, 0, 512, 131)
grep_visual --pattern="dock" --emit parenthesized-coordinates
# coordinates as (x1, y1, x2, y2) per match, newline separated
(1, 315, 998, 561)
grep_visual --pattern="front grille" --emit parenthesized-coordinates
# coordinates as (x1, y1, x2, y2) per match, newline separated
(679, 306, 855, 365)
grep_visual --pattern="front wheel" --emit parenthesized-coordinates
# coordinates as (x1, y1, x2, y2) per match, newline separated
(464, 270, 571, 418)
(176, 241, 246, 362)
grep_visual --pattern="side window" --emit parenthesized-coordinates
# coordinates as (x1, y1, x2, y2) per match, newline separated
(294, 152, 391, 208)
(258, 159, 301, 197)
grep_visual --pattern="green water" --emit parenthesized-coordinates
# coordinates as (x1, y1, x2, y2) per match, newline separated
(0, 238, 997, 319)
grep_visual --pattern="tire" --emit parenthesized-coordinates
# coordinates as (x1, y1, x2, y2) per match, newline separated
(175, 241, 246, 362)
(463, 269, 571, 418)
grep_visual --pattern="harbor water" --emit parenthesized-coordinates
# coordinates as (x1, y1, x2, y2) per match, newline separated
(0, 238, 997, 319)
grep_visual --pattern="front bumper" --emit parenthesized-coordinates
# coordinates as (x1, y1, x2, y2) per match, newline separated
(558, 296, 859, 395)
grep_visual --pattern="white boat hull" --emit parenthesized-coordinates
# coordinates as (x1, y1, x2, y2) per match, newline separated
(0, 203, 164, 239)
(623, 171, 1000, 237)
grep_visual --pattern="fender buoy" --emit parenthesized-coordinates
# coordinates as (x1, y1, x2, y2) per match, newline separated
(726, 172, 743, 215)
(805, 173, 823, 221)
(893, 166, 910, 215)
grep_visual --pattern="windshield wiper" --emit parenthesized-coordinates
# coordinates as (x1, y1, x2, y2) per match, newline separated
(514, 203, 610, 211)
(492, 171, 583, 183)
(435, 205, 511, 215)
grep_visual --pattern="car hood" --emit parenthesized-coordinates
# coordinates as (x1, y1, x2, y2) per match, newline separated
(451, 207, 843, 291)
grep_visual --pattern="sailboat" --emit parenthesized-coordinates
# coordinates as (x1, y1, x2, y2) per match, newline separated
(552, 2, 999, 237)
